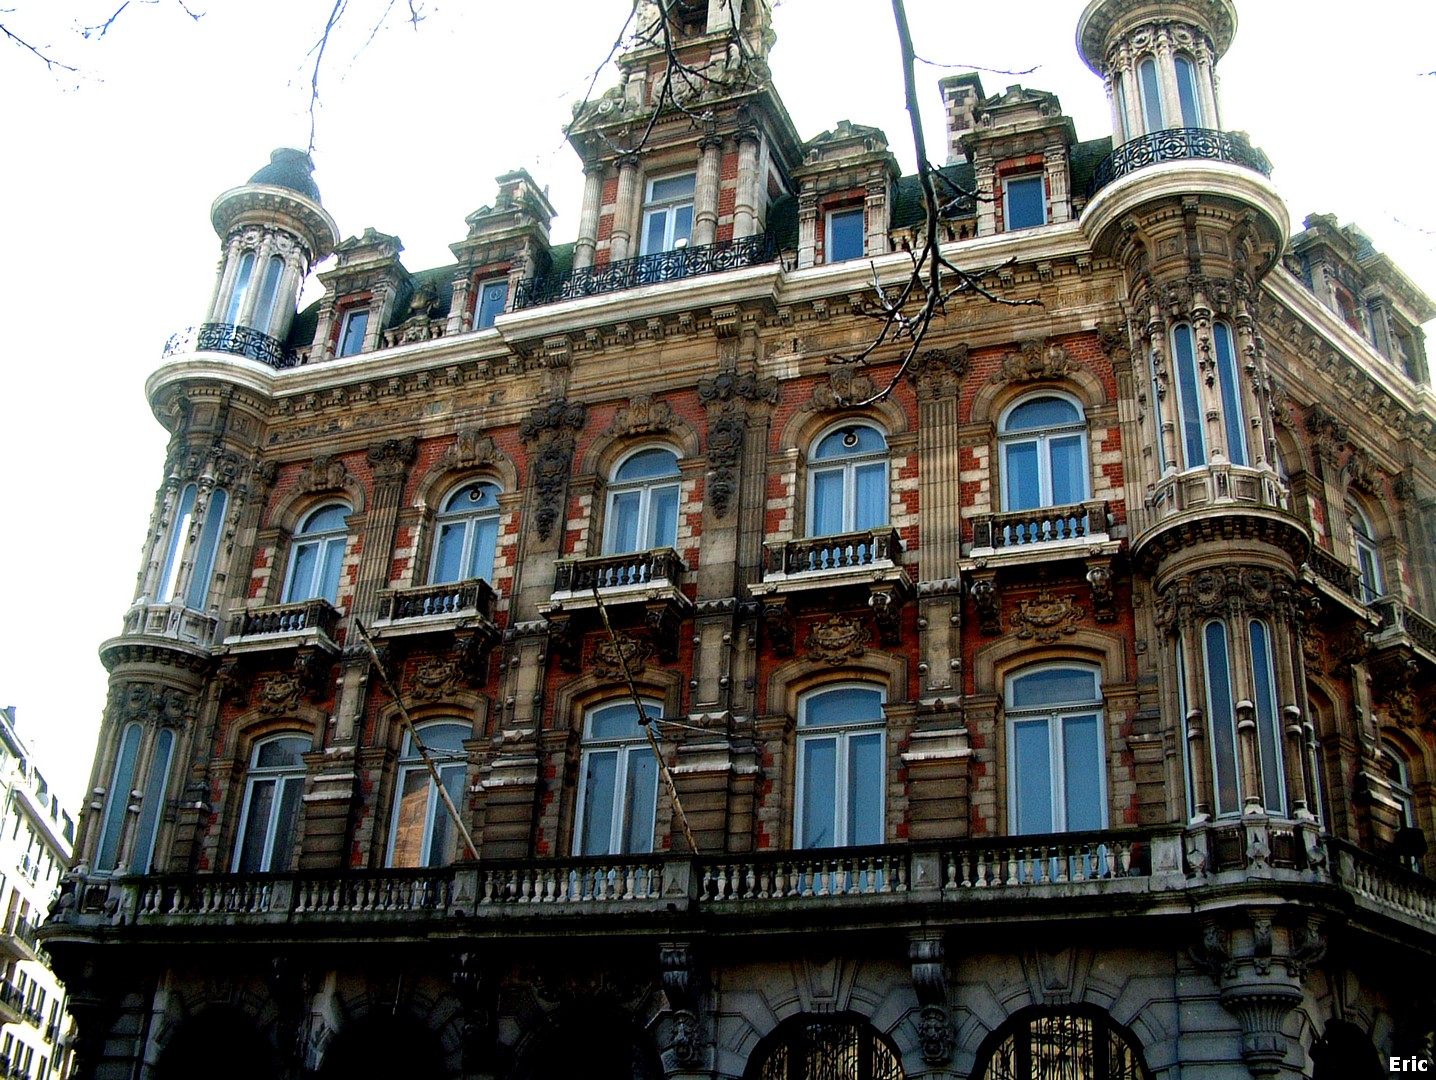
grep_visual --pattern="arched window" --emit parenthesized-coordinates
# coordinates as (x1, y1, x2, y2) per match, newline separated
(252, 254, 287, 333)
(1174, 55, 1203, 127)
(95, 723, 143, 873)
(233, 735, 311, 872)
(605, 448, 681, 555)
(131, 727, 174, 874)
(158, 484, 229, 609)
(431, 481, 501, 585)
(747, 1015, 904, 1080)
(224, 251, 255, 326)
(1006, 666, 1105, 834)
(283, 503, 350, 604)
(808, 424, 888, 538)
(1382, 745, 1422, 870)
(796, 685, 885, 848)
(388, 721, 470, 867)
(157, 484, 198, 603)
(999, 395, 1089, 515)
(575, 701, 661, 856)
(1137, 57, 1164, 132)
(974, 1007, 1151, 1080)
(1170, 322, 1246, 468)
(1350, 503, 1384, 603)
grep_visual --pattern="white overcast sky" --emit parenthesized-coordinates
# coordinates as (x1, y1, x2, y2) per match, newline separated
(2, 1, 1434, 810)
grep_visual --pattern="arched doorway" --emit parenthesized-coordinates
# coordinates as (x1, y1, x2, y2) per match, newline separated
(972, 1006, 1150, 1080)
(154, 1007, 275, 1080)
(746, 1014, 905, 1080)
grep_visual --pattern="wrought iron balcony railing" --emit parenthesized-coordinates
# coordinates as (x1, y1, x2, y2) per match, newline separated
(763, 527, 903, 577)
(228, 598, 342, 642)
(552, 548, 686, 594)
(164, 322, 299, 370)
(376, 578, 497, 624)
(1088, 127, 1272, 198)
(971, 501, 1110, 551)
(513, 233, 778, 310)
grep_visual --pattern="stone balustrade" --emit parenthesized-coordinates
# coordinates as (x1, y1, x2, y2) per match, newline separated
(763, 527, 903, 577)
(970, 501, 1109, 551)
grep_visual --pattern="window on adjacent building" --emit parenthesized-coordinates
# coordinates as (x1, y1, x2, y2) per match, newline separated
(1138, 57, 1164, 131)
(1003, 174, 1046, 230)
(1350, 503, 1384, 604)
(337, 308, 369, 357)
(999, 395, 1088, 512)
(604, 448, 681, 555)
(95, 723, 142, 873)
(826, 207, 866, 262)
(575, 701, 661, 856)
(1174, 54, 1203, 127)
(640, 173, 696, 255)
(1170, 321, 1246, 468)
(475, 278, 508, 330)
(283, 503, 350, 604)
(388, 722, 470, 867)
(796, 685, 886, 848)
(808, 424, 888, 537)
(1007, 666, 1105, 834)
(233, 736, 310, 873)
(431, 481, 501, 585)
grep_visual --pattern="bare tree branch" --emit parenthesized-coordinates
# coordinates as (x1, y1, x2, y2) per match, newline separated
(306, 0, 347, 155)
(82, 0, 203, 40)
(0, 19, 79, 71)
(913, 52, 1038, 76)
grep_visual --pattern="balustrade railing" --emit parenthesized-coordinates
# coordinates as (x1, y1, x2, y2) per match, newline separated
(121, 600, 220, 647)
(1306, 546, 1359, 600)
(553, 548, 685, 593)
(163, 322, 299, 370)
(228, 598, 341, 641)
(478, 857, 665, 905)
(514, 233, 778, 309)
(1371, 597, 1436, 656)
(1088, 128, 1272, 197)
(971, 501, 1108, 550)
(764, 527, 903, 577)
(1132, 464, 1289, 537)
(1330, 838, 1436, 926)
(940, 830, 1148, 890)
(291, 872, 449, 914)
(698, 848, 908, 902)
(377, 578, 496, 623)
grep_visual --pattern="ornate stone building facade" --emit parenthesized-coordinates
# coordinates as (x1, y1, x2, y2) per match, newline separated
(42, 1, 1436, 1077)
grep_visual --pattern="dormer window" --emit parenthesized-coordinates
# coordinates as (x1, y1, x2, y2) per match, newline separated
(641, 173, 695, 255)
(338, 309, 369, 357)
(475, 278, 508, 330)
(826, 207, 866, 262)
(1003, 174, 1046, 230)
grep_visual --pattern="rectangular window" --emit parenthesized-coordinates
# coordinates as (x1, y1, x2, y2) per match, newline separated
(475, 278, 508, 329)
(640, 173, 696, 255)
(1003, 174, 1046, 230)
(826, 207, 865, 262)
(338, 308, 369, 357)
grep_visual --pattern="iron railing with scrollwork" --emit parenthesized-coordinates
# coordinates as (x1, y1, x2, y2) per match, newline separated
(1088, 128, 1272, 198)
(163, 322, 299, 370)
(514, 232, 778, 310)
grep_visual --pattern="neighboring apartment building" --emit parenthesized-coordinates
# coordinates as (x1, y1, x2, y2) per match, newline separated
(0, 709, 75, 1080)
(39, 0, 1436, 1077)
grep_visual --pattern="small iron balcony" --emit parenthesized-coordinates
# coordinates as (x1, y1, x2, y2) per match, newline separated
(164, 322, 299, 370)
(513, 233, 778, 309)
(1088, 128, 1272, 198)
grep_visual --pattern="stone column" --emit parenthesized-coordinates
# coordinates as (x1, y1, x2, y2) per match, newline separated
(448, 276, 472, 336)
(795, 192, 818, 269)
(863, 178, 888, 256)
(1154, 26, 1182, 131)
(732, 130, 761, 240)
(352, 438, 417, 626)
(1044, 141, 1070, 223)
(693, 137, 723, 248)
(610, 156, 642, 263)
(236, 231, 276, 329)
(1196, 43, 1220, 129)
(573, 164, 605, 271)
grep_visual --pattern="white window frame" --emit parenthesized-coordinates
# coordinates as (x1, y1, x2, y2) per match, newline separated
(640, 172, 696, 256)
(430, 481, 502, 585)
(283, 503, 350, 604)
(806, 423, 889, 538)
(603, 447, 682, 555)
(573, 700, 662, 856)
(794, 684, 887, 849)
(998, 393, 1089, 511)
(386, 721, 471, 868)
(825, 206, 866, 263)
(1350, 503, 1384, 604)
(474, 278, 509, 330)
(1002, 173, 1047, 231)
(1005, 665, 1107, 835)
(337, 308, 370, 357)
(232, 735, 310, 873)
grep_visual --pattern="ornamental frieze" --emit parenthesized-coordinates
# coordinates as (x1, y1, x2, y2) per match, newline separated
(1155, 566, 1299, 629)
(108, 682, 195, 728)
(604, 394, 675, 437)
(992, 339, 1076, 385)
(908, 346, 968, 397)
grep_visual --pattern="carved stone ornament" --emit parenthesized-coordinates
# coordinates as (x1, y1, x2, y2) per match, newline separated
(869, 587, 903, 647)
(592, 633, 652, 681)
(1096, 322, 1130, 361)
(1086, 563, 1116, 623)
(441, 429, 501, 472)
(993, 339, 1076, 384)
(519, 399, 587, 443)
(295, 454, 350, 494)
(1156, 567, 1297, 631)
(696, 369, 778, 408)
(410, 656, 463, 701)
(805, 614, 871, 664)
(1012, 587, 1082, 642)
(366, 437, 418, 483)
(811, 366, 874, 411)
(256, 672, 303, 716)
(670, 1010, 702, 1067)
(605, 394, 676, 437)
(916, 1006, 956, 1066)
(763, 597, 796, 657)
(1343, 447, 1383, 497)
(970, 577, 1001, 636)
(908, 346, 969, 397)
(521, 400, 586, 542)
(1305, 403, 1348, 464)
(705, 414, 745, 519)
(110, 682, 193, 728)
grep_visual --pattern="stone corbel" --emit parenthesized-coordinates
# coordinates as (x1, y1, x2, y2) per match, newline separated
(908, 931, 955, 1065)
(660, 942, 704, 1070)
(1086, 558, 1117, 623)
(545, 612, 581, 673)
(645, 602, 682, 665)
(762, 597, 796, 657)
(969, 574, 1001, 636)
(869, 584, 905, 647)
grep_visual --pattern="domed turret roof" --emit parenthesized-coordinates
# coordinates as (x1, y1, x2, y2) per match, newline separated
(248, 148, 323, 203)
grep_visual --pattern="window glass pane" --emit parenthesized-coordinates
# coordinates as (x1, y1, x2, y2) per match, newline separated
(339, 310, 369, 356)
(158, 485, 197, 603)
(1213, 323, 1247, 465)
(673, 205, 694, 245)
(803, 687, 884, 727)
(268, 776, 304, 872)
(445, 482, 499, 513)
(469, 516, 499, 582)
(476, 281, 508, 329)
(432, 522, 467, 584)
(426, 765, 466, 866)
(237, 779, 277, 873)
(813, 426, 886, 459)
(1004, 397, 1080, 432)
(256, 737, 309, 769)
(1049, 435, 1086, 506)
(588, 702, 658, 739)
(642, 211, 668, 255)
(1172, 325, 1207, 466)
(285, 542, 318, 602)
(853, 463, 887, 530)
(185, 488, 228, 610)
(1139, 58, 1164, 130)
(650, 484, 680, 548)
(225, 252, 255, 325)
(1249, 621, 1285, 815)
(607, 490, 642, 554)
(811, 469, 845, 537)
(303, 505, 350, 533)
(1204, 622, 1240, 815)
(407, 723, 469, 755)
(616, 448, 680, 481)
(1175, 55, 1202, 127)
(580, 751, 618, 855)
(1013, 719, 1054, 834)
(623, 751, 658, 854)
(847, 733, 883, 845)
(801, 738, 837, 847)
(132, 729, 174, 873)
(254, 255, 285, 333)
(1010, 668, 1098, 709)
(828, 209, 865, 262)
(1063, 715, 1103, 832)
(1004, 441, 1041, 511)
(1005, 175, 1046, 229)
(318, 538, 345, 603)
(650, 174, 696, 201)
(390, 769, 430, 866)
